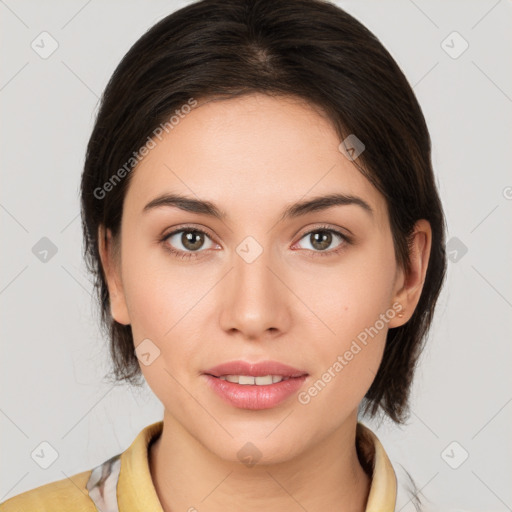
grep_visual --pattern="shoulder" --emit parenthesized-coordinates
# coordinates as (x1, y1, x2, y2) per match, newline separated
(0, 469, 96, 512)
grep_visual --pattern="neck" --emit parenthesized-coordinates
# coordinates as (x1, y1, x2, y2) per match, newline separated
(149, 409, 371, 512)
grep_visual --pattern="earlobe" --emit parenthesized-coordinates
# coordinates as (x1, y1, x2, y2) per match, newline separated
(97, 225, 131, 325)
(388, 219, 432, 328)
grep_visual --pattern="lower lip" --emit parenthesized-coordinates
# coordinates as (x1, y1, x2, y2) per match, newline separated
(203, 374, 308, 410)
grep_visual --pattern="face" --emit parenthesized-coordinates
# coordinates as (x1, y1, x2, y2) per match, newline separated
(100, 93, 419, 464)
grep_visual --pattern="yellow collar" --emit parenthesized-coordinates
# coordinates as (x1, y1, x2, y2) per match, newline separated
(113, 420, 396, 511)
(0, 420, 396, 511)
(87, 421, 397, 512)
(356, 422, 397, 510)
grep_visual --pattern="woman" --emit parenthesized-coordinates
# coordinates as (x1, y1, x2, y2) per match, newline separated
(0, 0, 446, 510)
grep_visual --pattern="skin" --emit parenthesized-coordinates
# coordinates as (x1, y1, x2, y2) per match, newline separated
(98, 92, 431, 512)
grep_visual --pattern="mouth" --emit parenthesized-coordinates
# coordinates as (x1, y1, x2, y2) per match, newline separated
(208, 374, 298, 385)
(202, 360, 309, 410)
(202, 374, 308, 410)
(203, 359, 308, 379)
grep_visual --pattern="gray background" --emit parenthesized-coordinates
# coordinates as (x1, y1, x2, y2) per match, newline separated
(1, 1, 511, 510)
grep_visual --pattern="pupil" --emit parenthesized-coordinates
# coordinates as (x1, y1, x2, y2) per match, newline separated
(183, 231, 203, 251)
(312, 231, 331, 250)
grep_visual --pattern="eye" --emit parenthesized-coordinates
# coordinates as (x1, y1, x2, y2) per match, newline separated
(160, 224, 352, 261)
(294, 225, 351, 256)
(161, 227, 217, 260)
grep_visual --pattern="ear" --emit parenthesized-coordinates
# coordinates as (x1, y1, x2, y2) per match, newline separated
(388, 219, 432, 328)
(97, 224, 131, 325)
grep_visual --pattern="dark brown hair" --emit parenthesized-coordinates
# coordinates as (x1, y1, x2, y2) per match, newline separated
(80, 0, 447, 424)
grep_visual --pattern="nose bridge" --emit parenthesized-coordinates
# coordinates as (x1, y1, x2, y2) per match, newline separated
(220, 238, 289, 337)
(234, 240, 277, 307)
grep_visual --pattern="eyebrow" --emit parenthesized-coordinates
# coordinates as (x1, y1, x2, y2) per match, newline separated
(142, 192, 374, 221)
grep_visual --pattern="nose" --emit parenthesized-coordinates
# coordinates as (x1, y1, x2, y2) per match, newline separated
(219, 246, 292, 341)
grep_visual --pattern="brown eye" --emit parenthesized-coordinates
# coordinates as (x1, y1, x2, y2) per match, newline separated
(309, 231, 334, 251)
(162, 228, 216, 258)
(295, 227, 350, 256)
(179, 230, 206, 251)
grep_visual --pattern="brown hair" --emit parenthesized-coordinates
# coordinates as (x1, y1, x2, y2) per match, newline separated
(80, 0, 447, 424)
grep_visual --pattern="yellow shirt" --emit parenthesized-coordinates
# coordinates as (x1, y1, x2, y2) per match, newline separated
(0, 421, 397, 511)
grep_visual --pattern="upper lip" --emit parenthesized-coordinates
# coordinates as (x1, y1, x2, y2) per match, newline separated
(204, 360, 308, 378)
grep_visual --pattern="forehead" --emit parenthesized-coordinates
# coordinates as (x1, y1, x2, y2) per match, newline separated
(124, 93, 388, 226)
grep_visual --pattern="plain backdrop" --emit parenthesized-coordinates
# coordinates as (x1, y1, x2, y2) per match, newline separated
(1, 1, 511, 510)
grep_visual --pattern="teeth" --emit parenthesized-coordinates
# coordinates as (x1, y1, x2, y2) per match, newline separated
(217, 374, 290, 385)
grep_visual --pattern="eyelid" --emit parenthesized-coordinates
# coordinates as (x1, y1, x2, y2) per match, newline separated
(162, 223, 351, 244)
(292, 224, 352, 255)
(295, 223, 352, 241)
(161, 222, 353, 259)
(162, 223, 217, 242)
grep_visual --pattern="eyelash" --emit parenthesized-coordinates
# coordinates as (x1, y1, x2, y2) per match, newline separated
(160, 224, 352, 261)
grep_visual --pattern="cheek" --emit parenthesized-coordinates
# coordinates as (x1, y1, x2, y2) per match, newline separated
(121, 240, 198, 337)
(120, 245, 210, 382)
(310, 242, 397, 343)
(122, 255, 202, 407)
(297, 293, 389, 427)
(300, 242, 396, 404)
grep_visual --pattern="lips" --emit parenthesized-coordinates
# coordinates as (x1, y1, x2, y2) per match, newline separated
(203, 360, 309, 378)
(202, 361, 309, 410)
